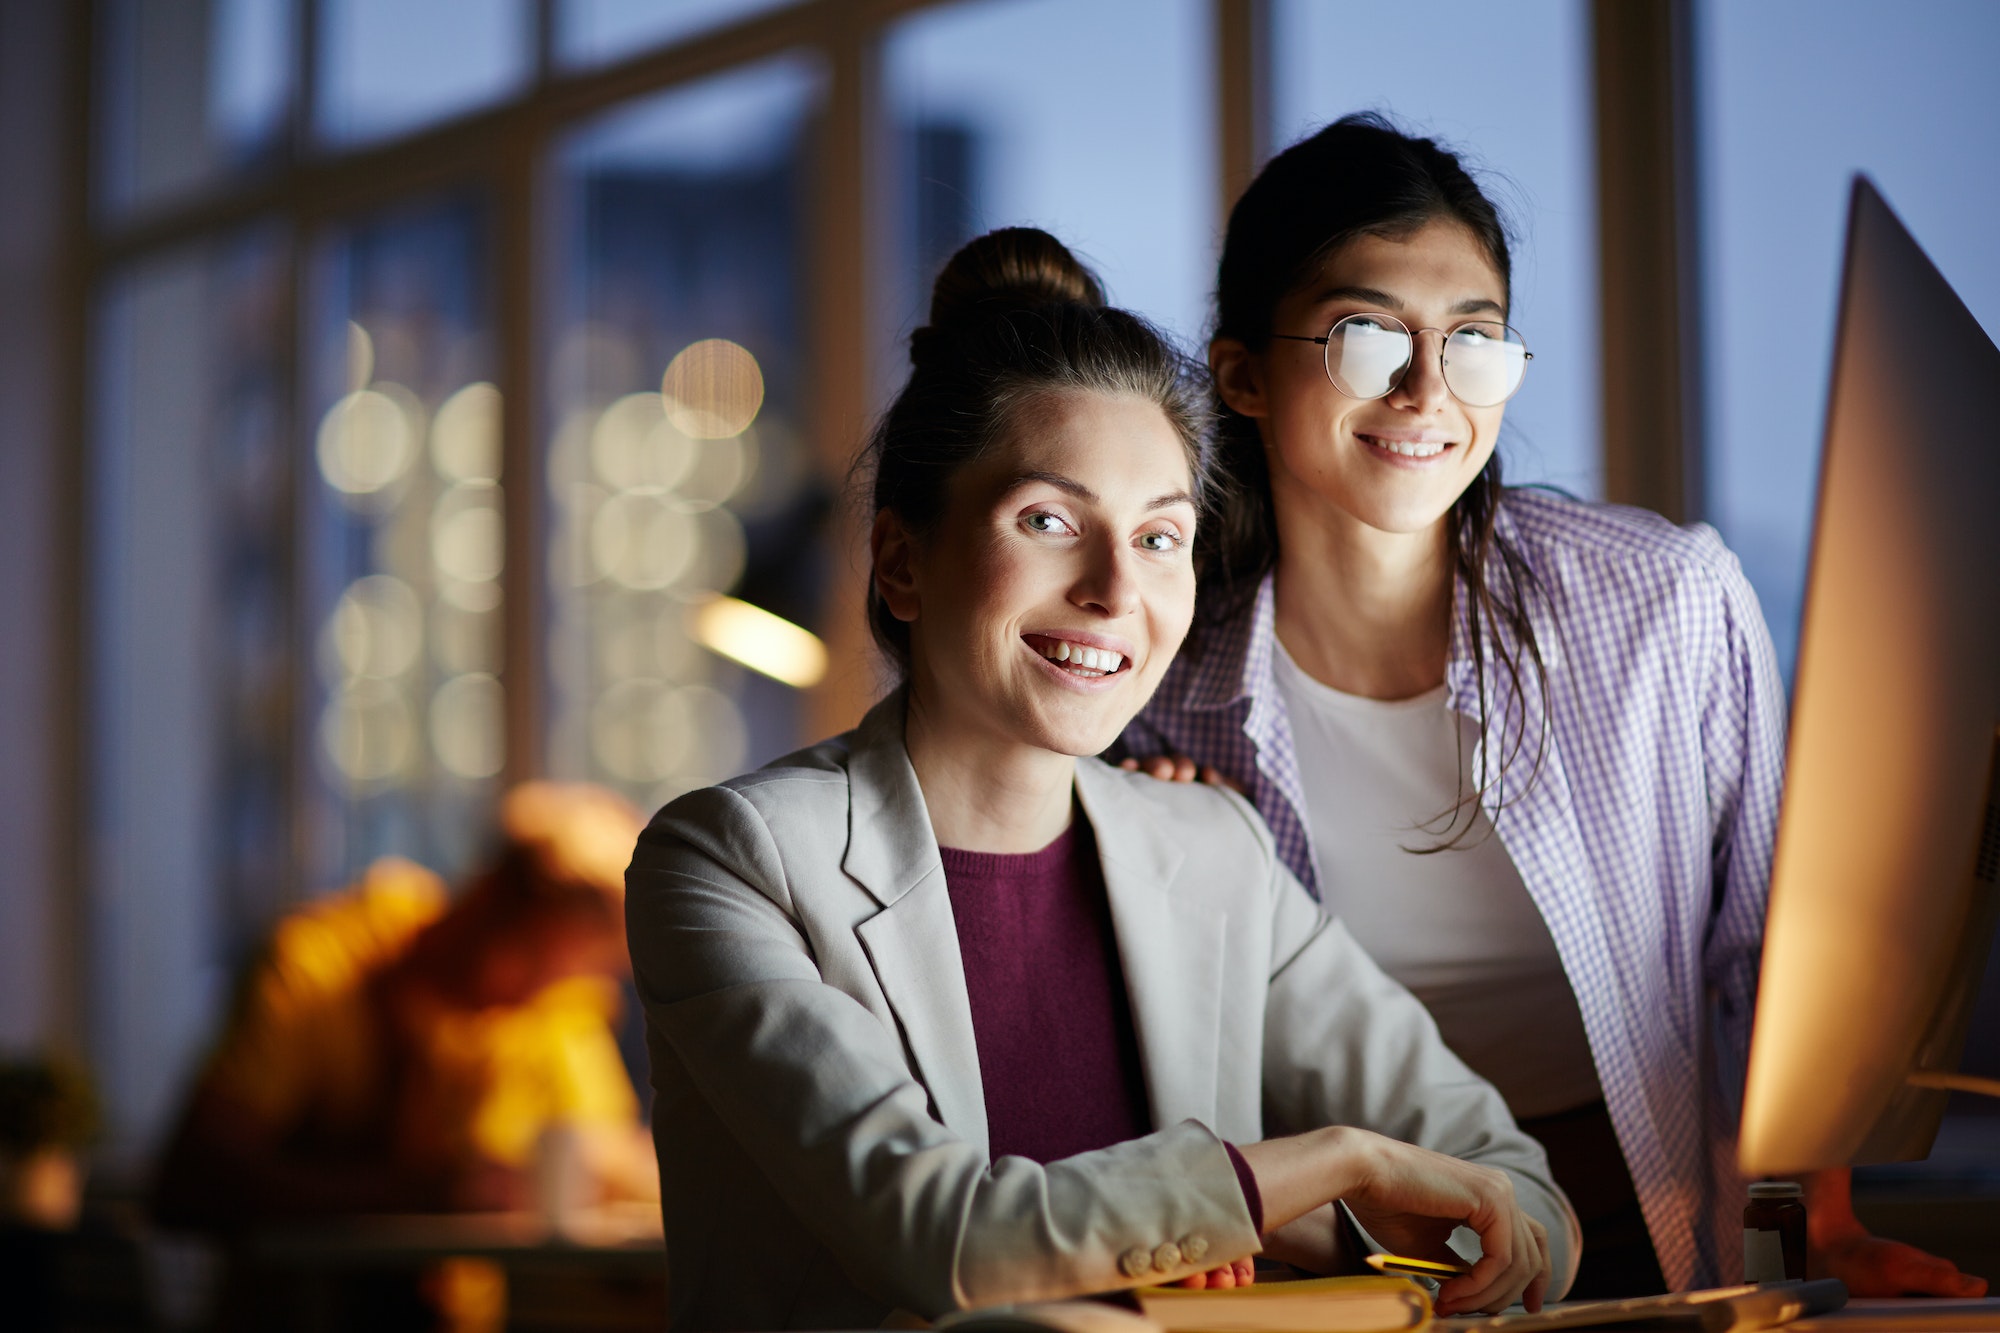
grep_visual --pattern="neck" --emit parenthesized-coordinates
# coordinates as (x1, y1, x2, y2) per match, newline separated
(1271, 490, 1454, 700)
(901, 686, 1077, 854)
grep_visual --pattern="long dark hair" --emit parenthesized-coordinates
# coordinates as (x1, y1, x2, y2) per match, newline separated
(1206, 113, 1552, 841)
(861, 227, 1212, 673)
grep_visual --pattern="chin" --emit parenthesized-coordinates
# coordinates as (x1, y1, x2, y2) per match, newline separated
(998, 694, 1128, 759)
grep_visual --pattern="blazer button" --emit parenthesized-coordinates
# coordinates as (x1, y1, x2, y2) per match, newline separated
(1152, 1242, 1183, 1272)
(1120, 1247, 1153, 1278)
(1181, 1235, 1209, 1263)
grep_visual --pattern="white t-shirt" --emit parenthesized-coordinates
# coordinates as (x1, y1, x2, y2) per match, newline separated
(1273, 639, 1601, 1120)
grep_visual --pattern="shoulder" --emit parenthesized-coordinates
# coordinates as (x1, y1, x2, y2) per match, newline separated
(1500, 488, 1761, 619)
(1077, 756, 1279, 873)
(637, 733, 855, 860)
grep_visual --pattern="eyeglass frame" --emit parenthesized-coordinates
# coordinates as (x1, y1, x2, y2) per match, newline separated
(1270, 312, 1534, 408)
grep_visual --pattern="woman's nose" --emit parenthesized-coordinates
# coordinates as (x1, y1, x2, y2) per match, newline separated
(1390, 328, 1452, 413)
(1071, 538, 1142, 616)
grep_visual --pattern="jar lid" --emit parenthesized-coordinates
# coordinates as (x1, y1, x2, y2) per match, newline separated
(1748, 1181, 1804, 1199)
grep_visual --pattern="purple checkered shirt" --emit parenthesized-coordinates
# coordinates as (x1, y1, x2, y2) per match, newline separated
(1120, 489, 1789, 1291)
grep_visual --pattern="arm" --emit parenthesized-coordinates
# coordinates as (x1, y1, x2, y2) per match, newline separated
(1255, 853, 1578, 1312)
(625, 785, 1260, 1315)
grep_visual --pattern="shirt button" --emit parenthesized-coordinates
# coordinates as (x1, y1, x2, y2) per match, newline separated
(1182, 1235, 1209, 1263)
(1153, 1242, 1183, 1272)
(1120, 1247, 1153, 1278)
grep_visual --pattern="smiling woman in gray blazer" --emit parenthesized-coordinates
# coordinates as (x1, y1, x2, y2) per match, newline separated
(625, 229, 1579, 1331)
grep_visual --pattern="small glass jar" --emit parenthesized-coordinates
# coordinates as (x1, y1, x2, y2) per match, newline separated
(1743, 1180, 1808, 1282)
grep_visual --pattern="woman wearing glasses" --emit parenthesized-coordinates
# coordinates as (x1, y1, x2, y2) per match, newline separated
(1120, 114, 1983, 1300)
(626, 226, 1572, 1330)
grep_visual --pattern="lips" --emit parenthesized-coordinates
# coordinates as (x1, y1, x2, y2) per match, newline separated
(1359, 432, 1454, 460)
(1022, 634, 1129, 678)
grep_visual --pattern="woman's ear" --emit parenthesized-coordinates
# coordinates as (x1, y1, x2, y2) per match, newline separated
(870, 509, 921, 624)
(1208, 337, 1269, 419)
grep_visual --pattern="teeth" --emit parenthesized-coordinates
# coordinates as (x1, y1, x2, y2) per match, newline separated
(1036, 639, 1125, 673)
(1375, 438, 1447, 458)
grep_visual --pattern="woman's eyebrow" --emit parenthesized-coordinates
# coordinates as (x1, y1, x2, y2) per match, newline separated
(1307, 286, 1506, 319)
(1003, 470, 1196, 513)
(1004, 469, 1097, 503)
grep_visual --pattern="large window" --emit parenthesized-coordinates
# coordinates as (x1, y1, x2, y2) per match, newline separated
(1694, 0, 2000, 675)
(302, 195, 502, 887)
(89, 229, 290, 1165)
(882, 0, 1215, 353)
(545, 58, 824, 814)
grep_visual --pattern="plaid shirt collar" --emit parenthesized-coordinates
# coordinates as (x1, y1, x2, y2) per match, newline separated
(1185, 502, 1566, 721)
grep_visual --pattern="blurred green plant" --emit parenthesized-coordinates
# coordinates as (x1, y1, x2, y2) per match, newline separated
(0, 1057, 100, 1155)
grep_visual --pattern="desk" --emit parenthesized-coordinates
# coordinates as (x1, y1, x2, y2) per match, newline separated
(1793, 1298, 2000, 1331)
(243, 1207, 667, 1332)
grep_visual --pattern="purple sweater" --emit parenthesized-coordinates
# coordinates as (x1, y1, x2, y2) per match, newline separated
(940, 818, 1262, 1230)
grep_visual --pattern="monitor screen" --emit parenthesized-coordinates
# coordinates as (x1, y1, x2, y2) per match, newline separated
(1738, 177, 2000, 1177)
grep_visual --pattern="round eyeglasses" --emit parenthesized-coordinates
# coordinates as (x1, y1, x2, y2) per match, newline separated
(1272, 313, 1533, 408)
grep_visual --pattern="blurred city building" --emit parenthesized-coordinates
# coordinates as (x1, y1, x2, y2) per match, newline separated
(0, 1, 1997, 1323)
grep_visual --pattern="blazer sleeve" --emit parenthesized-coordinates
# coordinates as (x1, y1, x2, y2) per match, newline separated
(1255, 845, 1583, 1296)
(625, 784, 1261, 1317)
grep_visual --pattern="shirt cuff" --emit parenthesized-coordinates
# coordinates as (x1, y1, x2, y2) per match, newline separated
(1223, 1141, 1264, 1234)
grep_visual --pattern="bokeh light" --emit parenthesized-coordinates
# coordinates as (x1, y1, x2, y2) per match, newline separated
(688, 595, 827, 688)
(317, 383, 423, 498)
(591, 391, 694, 492)
(591, 492, 697, 590)
(662, 338, 763, 439)
(321, 676, 416, 784)
(430, 672, 505, 779)
(589, 678, 693, 782)
(327, 575, 423, 680)
(346, 320, 375, 392)
(674, 432, 752, 511)
(431, 381, 503, 482)
(431, 482, 506, 588)
(588, 678, 746, 786)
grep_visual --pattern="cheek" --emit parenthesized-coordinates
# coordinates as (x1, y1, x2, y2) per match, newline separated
(1466, 408, 1505, 462)
(1147, 565, 1198, 655)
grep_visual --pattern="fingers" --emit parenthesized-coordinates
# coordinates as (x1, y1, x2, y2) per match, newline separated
(1234, 1256, 1256, 1286)
(1829, 1236, 1991, 1298)
(1173, 1262, 1252, 1290)
(1522, 1216, 1550, 1312)
(1199, 766, 1247, 794)
(1117, 755, 1200, 782)
(1433, 1174, 1544, 1316)
(1436, 1203, 1517, 1316)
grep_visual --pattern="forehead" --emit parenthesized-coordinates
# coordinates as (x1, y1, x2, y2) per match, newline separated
(1302, 220, 1507, 308)
(968, 389, 1194, 497)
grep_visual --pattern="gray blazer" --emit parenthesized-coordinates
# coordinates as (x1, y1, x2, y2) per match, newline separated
(627, 694, 1578, 1330)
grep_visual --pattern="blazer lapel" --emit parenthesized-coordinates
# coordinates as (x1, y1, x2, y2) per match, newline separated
(1075, 761, 1225, 1132)
(844, 694, 991, 1152)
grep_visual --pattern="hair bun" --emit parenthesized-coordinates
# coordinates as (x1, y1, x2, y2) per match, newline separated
(926, 227, 1105, 333)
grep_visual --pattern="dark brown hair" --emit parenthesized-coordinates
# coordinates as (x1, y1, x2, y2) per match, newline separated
(862, 227, 1212, 672)
(1206, 113, 1552, 842)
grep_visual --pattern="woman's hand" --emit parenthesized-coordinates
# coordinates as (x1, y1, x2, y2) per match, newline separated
(1118, 755, 1244, 793)
(1237, 1127, 1550, 1316)
(1806, 1169, 1988, 1297)
(1173, 1257, 1257, 1288)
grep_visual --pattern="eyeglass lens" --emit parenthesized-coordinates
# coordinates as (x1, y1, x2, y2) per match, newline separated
(1325, 314, 1528, 407)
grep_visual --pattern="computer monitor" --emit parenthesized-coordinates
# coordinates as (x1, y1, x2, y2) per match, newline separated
(1738, 177, 2000, 1177)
